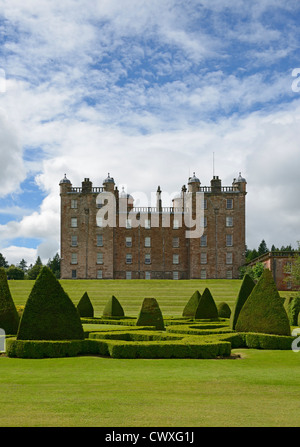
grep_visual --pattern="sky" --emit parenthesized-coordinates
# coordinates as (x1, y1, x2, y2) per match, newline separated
(0, 0, 299, 266)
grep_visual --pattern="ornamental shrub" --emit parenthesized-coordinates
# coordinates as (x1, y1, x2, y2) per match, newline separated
(77, 292, 94, 318)
(235, 269, 291, 336)
(0, 267, 20, 335)
(217, 302, 231, 319)
(102, 295, 125, 318)
(182, 290, 201, 317)
(230, 273, 255, 330)
(284, 295, 300, 326)
(17, 266, 84, 341)
(194, 288, 218, 319)
(136, 298, 165, 330)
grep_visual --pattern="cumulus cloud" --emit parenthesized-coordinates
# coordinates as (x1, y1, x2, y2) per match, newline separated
(0, 0, 300, 264)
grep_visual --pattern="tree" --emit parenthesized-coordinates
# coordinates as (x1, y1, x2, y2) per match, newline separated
(0, 253, 9, 269)
(0, 268, 20, 334)
(258, 239, 269, 256)
(27, 256, 44, 280)
(194, 288, 218, 319)
(230, 273, 256, 330)
(182, 290, 201, 317)
(6, 265, 25, 280)
(235, 269, 290, 336)
(77, 292, 94, 318)
(17, 266, 84, 341)
(47, 253, 61, 278)
(17, 259, 28, 272)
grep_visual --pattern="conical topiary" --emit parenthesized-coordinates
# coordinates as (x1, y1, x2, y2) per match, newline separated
(0, 267, 20, 335)
(77, 292, 94, 318)
(136, 298, 165, 330)
(182, 290, 201, 317)
(217, 302, 231, 319)
(235, 269, 291, 336)
(17, 266, 84, 340)
(230, 274, 255, 330)
(284, 296, 300, 326)
(102, 295, 124, 318)
(195, 288, 218, 319)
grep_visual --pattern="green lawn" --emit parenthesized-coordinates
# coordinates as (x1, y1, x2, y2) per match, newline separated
(1, 350, 300, 427)
(8, 279, 244, 317)
(3, 278, 299, 427)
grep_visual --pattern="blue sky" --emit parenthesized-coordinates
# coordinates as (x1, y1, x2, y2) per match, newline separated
(0, 0, 300, 265)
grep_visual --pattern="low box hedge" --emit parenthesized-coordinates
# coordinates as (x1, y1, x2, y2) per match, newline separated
(6, 338, 108, 359)
(105, 339, 231, 359)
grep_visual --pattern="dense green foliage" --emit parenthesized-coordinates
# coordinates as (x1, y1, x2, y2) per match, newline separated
(77, 292, 94, 318)
(17, 266, 84, 341)
(0, 268, 20, 335)
(235, 269, 291, 336)
(136, 298, 165, 330)
(284, 295, 300, 326)
(102, 295, 124, 318)
(217, 302, 231, 318)
(230, 274, 255, 330)
(182, 290, 201, 317)
(194, 288, 218, 319)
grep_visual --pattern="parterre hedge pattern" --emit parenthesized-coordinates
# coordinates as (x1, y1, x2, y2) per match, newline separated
(3, 267, 297, 359)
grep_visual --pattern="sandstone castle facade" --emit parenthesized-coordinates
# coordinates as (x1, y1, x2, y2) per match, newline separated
(59, 172, 247, 280)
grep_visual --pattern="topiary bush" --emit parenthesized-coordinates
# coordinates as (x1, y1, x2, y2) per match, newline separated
(0, 267, 20, 335)
(217, 302, 231, 319)
(102, 295, 125, 318)
(230, 273, 255, 330)
(136, 298, 165, 330)
(284, 295, 300, 326)
(235, 269, 291, 336)
(17, 266, 84, 341)
(182, 290, 201, 317)
(194, 288, 218, 319)
(77, 292, 94, 318)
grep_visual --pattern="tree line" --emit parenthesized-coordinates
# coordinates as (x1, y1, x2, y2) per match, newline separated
(0, 253, 60, 280)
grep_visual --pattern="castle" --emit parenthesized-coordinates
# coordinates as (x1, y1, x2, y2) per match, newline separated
(59, 172, 247, 280)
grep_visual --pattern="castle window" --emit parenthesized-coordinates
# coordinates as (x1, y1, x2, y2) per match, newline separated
(173, 254, 179, 265)
(97, 216, 103, 227)
(126, 219, 132, 229)
(200, 269, 207, 279)
(145, 254, 151, 264)
(145, 237, 151, 247)
(202, 199, 207, 210)
(126, 237, 132, 247)
(173, 271, 179, 280)
(126, 254, 132, 264)
(97, 235, 103, 247)
(226, 216, 233, 227)
(97, 253, 103, 264)
(71, 218, 77, 228)
(71, 199, 77, 209)
(97, 270, 103, 279)
(201, 253, 207, 264)
(126, 271, 132, 280)
(226, 199, 233, 209)
(226, 252, 233, 264)
(71, 235, 78, 247)
(200, 234, 207, 247)
(145, 219, 151, 229)
(145, 271, 151, 280)
(71, 253, 77, 264)
(72, 269, 77, 279)
(201, 216, 207, 228)
(173, 219, 179, 229)
(226, 235, 233, 247)
(173, 237, 179, 248)
(226, 270, 233, 279)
